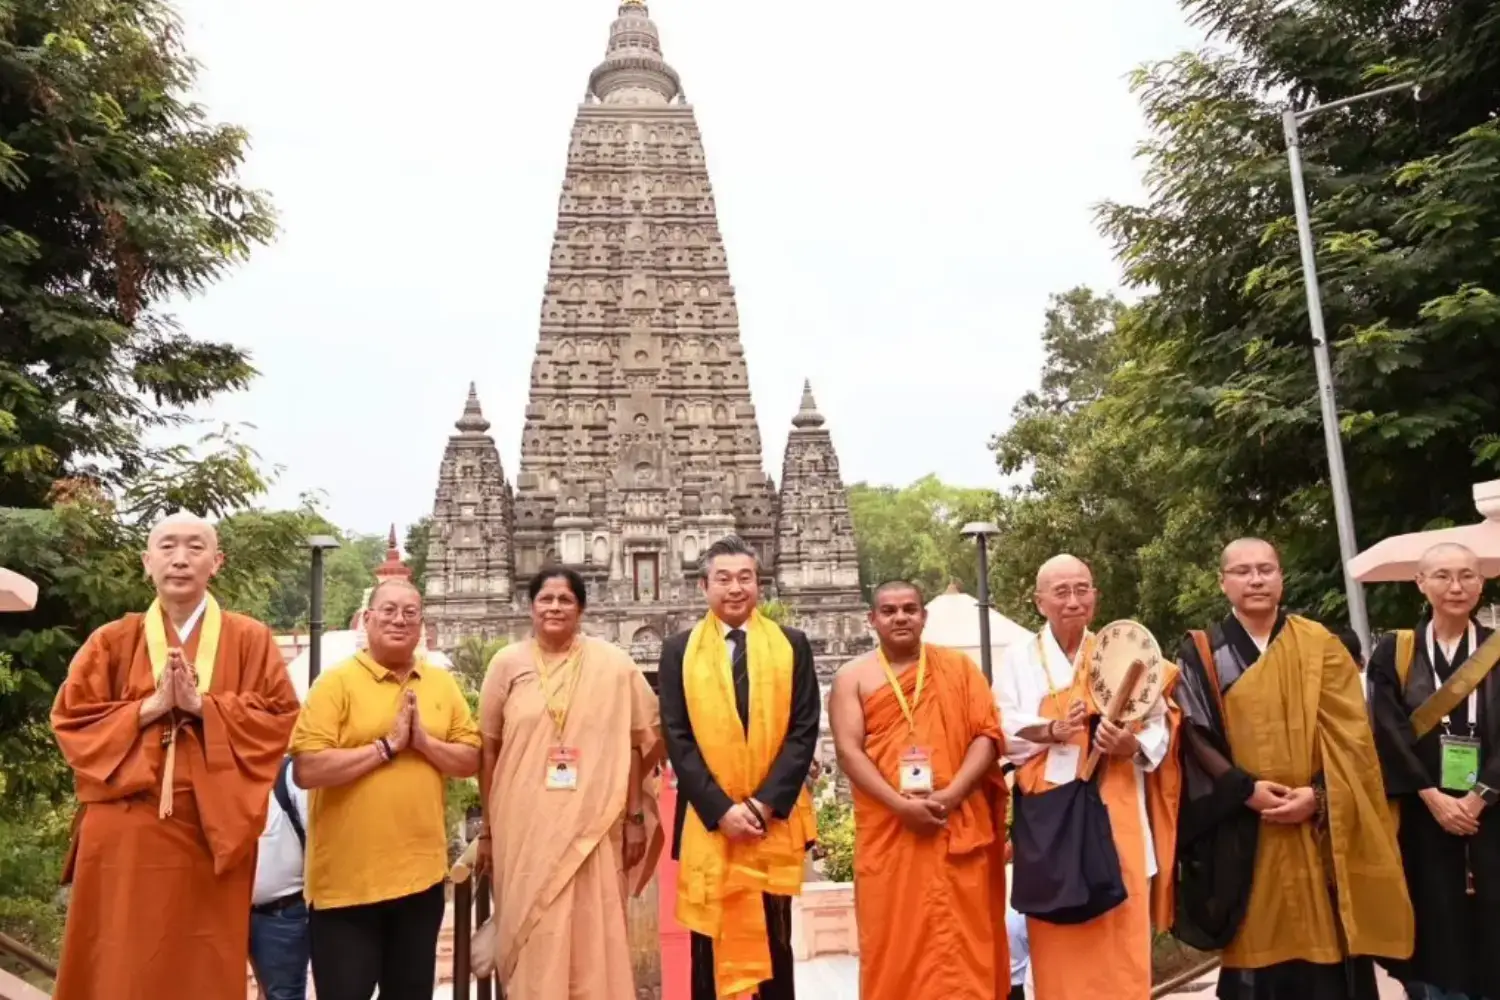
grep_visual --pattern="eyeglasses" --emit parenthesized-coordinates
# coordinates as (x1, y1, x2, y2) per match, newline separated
(1425, 570, 1483, 589)
(1046, 585, 1095, 601)
(1223, 564, 1281, 580)
(372, 606, 422, 623)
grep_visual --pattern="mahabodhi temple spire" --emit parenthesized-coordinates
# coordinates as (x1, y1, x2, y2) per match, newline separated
(422, 4, 869, 685)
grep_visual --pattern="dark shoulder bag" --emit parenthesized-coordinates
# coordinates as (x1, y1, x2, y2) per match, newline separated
(274, 756, 307, 850)
(1009, 752, 1127, 925)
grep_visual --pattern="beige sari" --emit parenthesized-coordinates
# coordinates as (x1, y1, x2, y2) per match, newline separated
(480, 636, 663, 999)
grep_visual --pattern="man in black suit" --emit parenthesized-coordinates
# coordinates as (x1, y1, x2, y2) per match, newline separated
(658, 534, 820, 1000)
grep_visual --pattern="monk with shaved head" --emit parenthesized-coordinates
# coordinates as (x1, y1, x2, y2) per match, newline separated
(994, 554, 1180, 999)
(1173, 537, 1411, 1000)
(50, 510, 300, 999)
(1369, 541, 1498, 998)
(828, 580, 1008, 1000)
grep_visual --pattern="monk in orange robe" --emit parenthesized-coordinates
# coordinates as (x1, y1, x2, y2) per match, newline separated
(829, 580, 1009, 1000)
(50, 511, 299, 1000)
(994, 554, 1181, 1000)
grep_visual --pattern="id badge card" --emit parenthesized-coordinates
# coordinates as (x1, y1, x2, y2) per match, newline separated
(899, 746, 933, 794)
(1044, 743, 1081, 786)
(546, 746, 579, 791)
(1439, 734, 1481, 793)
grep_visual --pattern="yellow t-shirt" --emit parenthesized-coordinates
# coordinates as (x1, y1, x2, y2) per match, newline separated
(290, 652, 481, 909)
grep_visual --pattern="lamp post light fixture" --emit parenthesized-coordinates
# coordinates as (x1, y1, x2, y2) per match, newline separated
(960, 521, 1002, 684)
(1281, 79, 1418, 659)
(306, 535, 341, 686)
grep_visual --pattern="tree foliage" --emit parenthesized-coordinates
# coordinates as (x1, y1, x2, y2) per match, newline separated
(450, 634, 507, 689)
(991, 0, 1500, 638)
(846, 476, 1001, 603)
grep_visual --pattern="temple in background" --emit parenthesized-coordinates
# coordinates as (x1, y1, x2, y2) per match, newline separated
(419, 1, 868, 680)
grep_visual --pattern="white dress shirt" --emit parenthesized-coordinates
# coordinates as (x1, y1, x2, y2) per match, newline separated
(994, 625, 1170, 877)
(251, 771, 308, 906)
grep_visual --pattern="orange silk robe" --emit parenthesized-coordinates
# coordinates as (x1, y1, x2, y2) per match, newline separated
(50, 605, 299, 1000)
(1016, 661, 1183, 1000)
(853, 644, 1010, 1000)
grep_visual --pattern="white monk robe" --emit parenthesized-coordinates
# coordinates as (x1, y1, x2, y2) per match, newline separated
(993, 625, 1173, 999)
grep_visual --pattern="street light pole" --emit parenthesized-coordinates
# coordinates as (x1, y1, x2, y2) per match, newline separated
(306, 535, 340, 686)
(1280, 80, 1416, 658)
(961, 522, 1001, 684)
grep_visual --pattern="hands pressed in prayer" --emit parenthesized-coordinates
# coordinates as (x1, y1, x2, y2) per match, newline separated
(1093, 719, 1140, 758)
(1245, 780, 1292, 814)
(718, 803, 765, 841)
(168, 651, 202, 716)
(1261, 786, 1317, 824)
(141, 661, 177, 726)
(405, 690, 430, 755)
(386, 692, 415, 754)
(895, 794, 948, 837)
(1051, 699, 1090, 741)
(1422, 788, 1480, 837)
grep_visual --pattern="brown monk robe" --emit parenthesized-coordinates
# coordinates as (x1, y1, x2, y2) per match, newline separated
(50, 512, 299, 1000)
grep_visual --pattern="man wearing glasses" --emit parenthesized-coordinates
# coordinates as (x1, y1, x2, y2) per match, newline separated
(289, 579, 481, 1000)
(1174, 538, 1411, 1000)
(994, 554, 1175, 999)
(1369, 542, 1497, 1000)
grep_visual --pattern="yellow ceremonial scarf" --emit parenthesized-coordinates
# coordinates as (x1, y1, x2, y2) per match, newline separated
(676, 609, 815, 999)
(145, 593, 223, 819)
(145, 593, 223, 691)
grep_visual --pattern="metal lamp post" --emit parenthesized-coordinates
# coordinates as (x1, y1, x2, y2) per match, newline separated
(1281, 79, 1418, 658)
(306, 535, 340, 686)
(960, 521, 1002, 683)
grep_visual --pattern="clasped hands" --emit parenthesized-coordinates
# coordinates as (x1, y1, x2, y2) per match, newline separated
(140, 649, 202, 725)
(896, 786, 960, 837)
(718, 798, 772, 841)
(1420, 786, 1486, 837)
(381, 690, 430, 757)
(1246, 780, 1319, 824)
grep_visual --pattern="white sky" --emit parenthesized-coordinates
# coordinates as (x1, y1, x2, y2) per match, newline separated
(168, 0, 1205, 536)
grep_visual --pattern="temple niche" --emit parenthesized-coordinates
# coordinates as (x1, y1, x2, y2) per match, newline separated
(420, 2, 871, 682)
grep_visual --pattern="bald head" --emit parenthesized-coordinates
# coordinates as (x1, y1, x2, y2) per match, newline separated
(147, 510, 218, 551)
(1418, 542, 1480, 574)
(142, 510, 222, 604)
(368, 578, 422, 608)
(1219, 537, 1282, 618)
(1035, 554, 1090, 594)
(1220, 538, 1278, 572)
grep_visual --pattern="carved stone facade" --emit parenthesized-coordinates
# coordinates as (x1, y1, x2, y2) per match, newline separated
(423, 2, 869, 678)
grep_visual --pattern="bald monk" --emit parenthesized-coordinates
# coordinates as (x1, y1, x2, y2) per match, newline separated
(1174, 538, 1410, 999)
(829, 580, 1008, 999)
(1368, 542, 1497, 998)
(993, 554, 1181, 1000)
(51, 511, 299, 1000)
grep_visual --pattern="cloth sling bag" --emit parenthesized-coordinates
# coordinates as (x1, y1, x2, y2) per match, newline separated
(273, 756, 305, 850)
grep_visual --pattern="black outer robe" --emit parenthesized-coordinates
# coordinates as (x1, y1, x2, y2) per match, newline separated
(1368, 618, 1500, 998)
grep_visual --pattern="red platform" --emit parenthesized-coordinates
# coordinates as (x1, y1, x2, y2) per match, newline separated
(658, 766, 690, 1000)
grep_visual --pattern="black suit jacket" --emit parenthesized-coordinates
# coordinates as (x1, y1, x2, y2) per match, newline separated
(657, 621, 820, 861)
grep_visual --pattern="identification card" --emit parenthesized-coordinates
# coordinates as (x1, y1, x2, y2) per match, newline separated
(1439, 735, 1481, 792)
(1044, 743, 1081, 786)
(898, 746, 933, 794)
(546, 746, 579, 791)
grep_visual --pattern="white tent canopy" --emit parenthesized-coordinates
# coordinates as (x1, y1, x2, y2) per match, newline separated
(923, 584, 1032, 667)
(284, 630, 453, 701)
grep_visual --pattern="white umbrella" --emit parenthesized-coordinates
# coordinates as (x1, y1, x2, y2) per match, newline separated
(1348, 480, 1500, 582)
(0, 568, 37, 612)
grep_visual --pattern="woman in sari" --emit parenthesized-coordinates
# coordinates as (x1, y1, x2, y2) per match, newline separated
(477, 567, 663, 999)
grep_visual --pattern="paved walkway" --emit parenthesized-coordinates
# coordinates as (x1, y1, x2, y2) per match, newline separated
(1157, 964, 1406, 998)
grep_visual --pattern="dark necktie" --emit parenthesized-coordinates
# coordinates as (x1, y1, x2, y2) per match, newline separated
(727, 628, 750, 731)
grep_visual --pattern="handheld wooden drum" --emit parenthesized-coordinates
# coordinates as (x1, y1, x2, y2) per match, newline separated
(1079, 620, 1166, 781)
(1087, 619, 1166, 722)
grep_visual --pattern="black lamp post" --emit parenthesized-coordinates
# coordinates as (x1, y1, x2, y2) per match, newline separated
(960, 521, 1001, 683)
(306, 535, 340, 686)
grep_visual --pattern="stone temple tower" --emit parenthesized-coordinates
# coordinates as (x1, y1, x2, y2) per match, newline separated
(423, 2, 869, 679)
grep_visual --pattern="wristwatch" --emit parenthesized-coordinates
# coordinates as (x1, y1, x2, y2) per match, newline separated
(1476, 783, 1499, 807)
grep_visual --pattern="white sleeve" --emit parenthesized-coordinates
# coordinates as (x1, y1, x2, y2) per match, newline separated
(995, 641, 1048, 766)
(1134, 693, 1170, 772)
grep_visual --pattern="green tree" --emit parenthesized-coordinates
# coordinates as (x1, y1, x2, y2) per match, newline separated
(404, 517, 432, 596)
(0, 0, 275, 510)
(451, 635, 508, 689)
(756, 598, 790, 624)
(258, 524, 385, 632)
(846, 476, 1001, 602)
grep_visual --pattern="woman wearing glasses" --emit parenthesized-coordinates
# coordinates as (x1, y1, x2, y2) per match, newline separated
(476, 566, 663, 1000)
(1369, 542, 1497, 1000)
(289, 578, 481, 1000)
